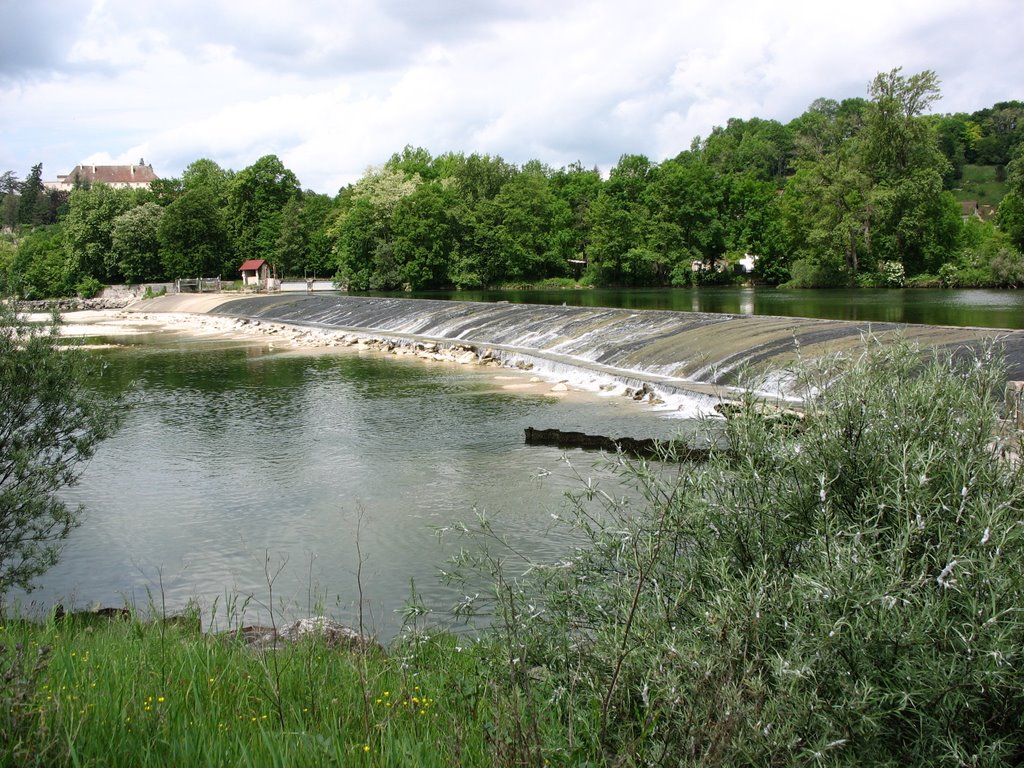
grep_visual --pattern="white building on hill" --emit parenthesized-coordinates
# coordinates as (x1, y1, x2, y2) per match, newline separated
(44, 161, 159, 191)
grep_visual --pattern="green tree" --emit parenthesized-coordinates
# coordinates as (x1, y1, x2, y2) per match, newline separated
(472, 167, 569, 285)
(273, 196, 306, 278)
(157, 187, 229, 278)
(391, 181, 462, 289)
(62, 185, 138, 283)
(998, 148, 1024, 250)
(147, 177, 184, 207)
(584, 155, 653, 285)
(0, 244, 13, 299)
(330, 166, 421, 290)
(701, 117, 794, 181)
(183, 159, 233, 201)
(939, 216, 1024, 287)
(934, 112, 980, 185)
(8, 225, 74, 298)
(584, 192, 648, 285)
(645, 153, 725, 282)
(429, 151, 468, 182)
(0, 171, 18, 196)
(788, 97, 869, 164)
(605, 153, 653, 203)
(299, 193, 339, 278)
(971, 101, 1024, 165)
(862, 69, 944, 177)
(550, 162, 602, 268)
(149, 159, 234, 278)
(386, 145, 438, 181)
(859, 69, 955, 274)
(17, 164, 48, 227)
(331, 196, 383, 290)
(41, 189, 70, 226)
(1, 171, 20, 229)
(782, 69, 956, 283)
(719, 173, 779, 256)
(270, 191, 340, 279)
(452, 153, 516, 203)
(227, 155, 300, 272)
(782, 97, 875, 284)
(782, 150, 872, 286)
(0, 307, 122, 593)
(110, 202, 164, 283)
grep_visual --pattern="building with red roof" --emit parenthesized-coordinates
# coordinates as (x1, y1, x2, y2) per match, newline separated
(45, 161, 159, 191)
(239, 259, 270, 287)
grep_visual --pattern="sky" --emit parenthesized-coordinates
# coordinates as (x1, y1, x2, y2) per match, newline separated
(1, 0, 1022, 195)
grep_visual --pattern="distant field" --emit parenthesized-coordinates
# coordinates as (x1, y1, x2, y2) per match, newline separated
(952, 163, 1009, 204)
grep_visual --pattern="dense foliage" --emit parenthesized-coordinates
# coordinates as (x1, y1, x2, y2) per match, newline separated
(443, 338, 1024, 765)
(2, 68, 1023, 295)
(0, 307, 122, 594)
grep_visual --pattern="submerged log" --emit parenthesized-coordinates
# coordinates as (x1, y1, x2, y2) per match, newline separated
(524, 427, 711, 461)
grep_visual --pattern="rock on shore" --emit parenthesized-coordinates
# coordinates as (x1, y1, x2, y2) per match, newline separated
(17, 296, 136, 312)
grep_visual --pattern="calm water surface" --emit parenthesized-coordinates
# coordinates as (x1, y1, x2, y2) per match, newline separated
(379, 287, 1024, 329)
(15, 332, 688, 639)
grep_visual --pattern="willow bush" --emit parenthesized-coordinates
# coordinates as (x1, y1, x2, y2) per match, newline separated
(449, 338, 1024, 766)
(0, 306, 122, 595)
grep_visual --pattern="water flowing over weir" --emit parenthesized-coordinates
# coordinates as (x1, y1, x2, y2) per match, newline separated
(195, 294, 1024, 405)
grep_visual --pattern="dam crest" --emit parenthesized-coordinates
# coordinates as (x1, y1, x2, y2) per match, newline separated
(142, 293, 1024, 410)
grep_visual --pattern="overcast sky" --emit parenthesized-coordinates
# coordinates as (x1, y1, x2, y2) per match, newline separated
(1, 0, 1021, 195)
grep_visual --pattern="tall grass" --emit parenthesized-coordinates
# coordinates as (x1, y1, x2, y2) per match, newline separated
(0, 614, 498, 767)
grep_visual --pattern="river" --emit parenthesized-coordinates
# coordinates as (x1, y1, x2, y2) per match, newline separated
(11, 326, 690, 639)
(382, 286, 1024, 329)
(9, 287, 1021, 638)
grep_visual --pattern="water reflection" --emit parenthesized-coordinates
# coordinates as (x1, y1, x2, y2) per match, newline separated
(363, 287, 1024, 329)
(15, 336, 688, 640)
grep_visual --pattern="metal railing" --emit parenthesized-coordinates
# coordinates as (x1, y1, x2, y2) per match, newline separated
(175, 277, 222, 293)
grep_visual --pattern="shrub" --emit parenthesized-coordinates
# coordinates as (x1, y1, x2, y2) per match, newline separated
(74, 276, 104, 299)
(878, 259, 906, 287)
(903, 272, 943, 288)
(938, 262, 994, 288)
(990, 247, 1024, 288)
(855, 270, 885, 288)
(782, 256, 847, 288)
(452, 338, 1024, 765)
(7, 226, 74, 299)
(0, 307, 123, 594)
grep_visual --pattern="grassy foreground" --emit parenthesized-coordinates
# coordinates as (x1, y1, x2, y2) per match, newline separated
(4, 337, 1024, 766)
(1, 616, 521, 767)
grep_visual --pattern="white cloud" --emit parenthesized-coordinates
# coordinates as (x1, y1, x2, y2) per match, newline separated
(1, 0, 1021, 193)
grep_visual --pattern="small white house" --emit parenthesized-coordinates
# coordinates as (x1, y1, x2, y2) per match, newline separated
(239, 259, 270, 287)
(738, 253, 759, 273)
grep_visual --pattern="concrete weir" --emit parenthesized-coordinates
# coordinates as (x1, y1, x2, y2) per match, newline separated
(138, 292, 1024, 404)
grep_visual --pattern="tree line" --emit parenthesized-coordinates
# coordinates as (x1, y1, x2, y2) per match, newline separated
(2, 68, 1023, 298)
